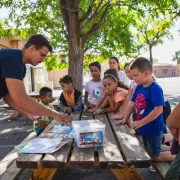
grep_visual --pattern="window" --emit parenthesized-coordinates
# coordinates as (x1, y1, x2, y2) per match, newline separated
(35, 68, 45, 83)
(162, 69, 168, 74)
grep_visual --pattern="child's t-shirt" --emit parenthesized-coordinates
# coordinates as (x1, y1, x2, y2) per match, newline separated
(33, 102, 54, 135)
(131, 82, 166, 136)
(85, 80, 103, 105)
(63, 89, 75, 108)
(113, 87, 128, 103)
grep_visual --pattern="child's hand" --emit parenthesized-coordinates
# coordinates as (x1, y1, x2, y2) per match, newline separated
(64, 107, 69, 113)
(104, 88, 112, 95)
(115, 118, 127, 126)
(37, 119, 48, 128)
(67, 107, 72, 113)
(87, 104, 94, 109)
(130, 121, 143, 130)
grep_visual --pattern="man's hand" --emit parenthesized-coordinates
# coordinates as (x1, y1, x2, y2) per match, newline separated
(54, 112, 72, 126)
(130, 120, 143, 130)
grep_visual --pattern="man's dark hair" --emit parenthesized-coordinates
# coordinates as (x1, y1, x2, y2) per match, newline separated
(89, 61, 101, 71)
(24, 34, 52, 52)
(59, 75, 73, 84)
(39, 87, 52, 97)
(130, 57, 152, 73)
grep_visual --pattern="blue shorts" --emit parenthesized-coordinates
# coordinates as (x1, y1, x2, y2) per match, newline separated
(142, 133, 163, 157)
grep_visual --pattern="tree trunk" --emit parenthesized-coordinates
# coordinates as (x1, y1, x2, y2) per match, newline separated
(149, 45, 153, 64)
(65, 1, 84, 91)
(177, 58, 180, 65)
(68, 38, 84, 92)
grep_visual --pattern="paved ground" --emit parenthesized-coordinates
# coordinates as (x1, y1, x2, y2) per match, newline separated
(1, 77, 179, 179)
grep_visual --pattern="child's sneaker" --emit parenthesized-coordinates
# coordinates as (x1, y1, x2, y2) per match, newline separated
(149, 165, 156, 172)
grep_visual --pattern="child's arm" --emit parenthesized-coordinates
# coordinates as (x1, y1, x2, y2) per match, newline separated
(102, 95, 122, 113)
(84, 91, 89, 107)
(130, 105, 163, 130)
(37, 119, 49, 128)
(59, 100, 68, 112)
(116, 101, 135, 125)
(100, 97, 109, 109)
(73, 94, 83, 111)
(94, 92, 106, 109)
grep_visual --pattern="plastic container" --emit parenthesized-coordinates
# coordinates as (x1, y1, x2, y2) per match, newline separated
(72, 119, 105, 148)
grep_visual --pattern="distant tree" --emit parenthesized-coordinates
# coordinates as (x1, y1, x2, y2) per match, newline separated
(136, 13, 174, 64)
(172, 50, 180, 64)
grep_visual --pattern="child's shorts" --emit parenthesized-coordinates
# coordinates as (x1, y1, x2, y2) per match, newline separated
(142, 133, 163, 157)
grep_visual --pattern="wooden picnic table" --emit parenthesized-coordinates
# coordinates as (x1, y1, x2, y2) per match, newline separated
(15, 110, 151, 180)
(0, 92, 41, 120)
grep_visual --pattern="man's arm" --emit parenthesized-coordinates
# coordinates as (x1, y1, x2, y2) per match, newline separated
(5, 78, 72, 124)
(3, 94, 28, 115)
(167, 103, 180, 140)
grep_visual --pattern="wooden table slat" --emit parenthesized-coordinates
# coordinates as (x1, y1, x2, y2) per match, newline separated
(95, 114, 124, 169)
(16, 153, 43, 169)
(41, 139, 73, 168)
(107, 114, 151, 168)
(69, 144, 95, 169)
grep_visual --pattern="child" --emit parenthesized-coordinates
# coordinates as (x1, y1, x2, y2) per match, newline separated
(59, 75, 82, 113)
(84, 61, 102, 109)
(98, 74, 128, 113)
(33, 87, 54, 135)
(92, 68, 128, 114)
(112, 62, 137, 121)
(109, 56, 129, 86)
(117, 57, 175, 162)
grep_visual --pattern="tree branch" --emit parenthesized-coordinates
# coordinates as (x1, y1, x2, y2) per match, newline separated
(59, 0, 69, 30)
(80, 0, 108, 33)
(79, 0, 95, 23)
(83, 5, 109, 41)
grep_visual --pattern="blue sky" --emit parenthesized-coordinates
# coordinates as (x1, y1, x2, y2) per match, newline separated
(1, 7, 180, 64)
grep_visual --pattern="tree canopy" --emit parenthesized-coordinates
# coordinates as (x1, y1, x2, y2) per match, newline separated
(0, 0, 179, 89)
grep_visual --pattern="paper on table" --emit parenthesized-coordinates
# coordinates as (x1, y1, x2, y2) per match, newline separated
(20, 138, 63, 154)
(39, 120, 74, 139)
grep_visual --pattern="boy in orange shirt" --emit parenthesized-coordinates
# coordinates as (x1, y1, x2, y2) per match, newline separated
(59, 75, 83, 113)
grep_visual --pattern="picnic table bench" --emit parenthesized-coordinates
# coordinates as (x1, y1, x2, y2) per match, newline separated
(0, 92, 40, 120)
(136, 134, 171, 179)
(14, 110, 151, 180)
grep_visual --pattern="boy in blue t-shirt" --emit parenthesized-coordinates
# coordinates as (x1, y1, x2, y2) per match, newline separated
(118, 57, 175, 162)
